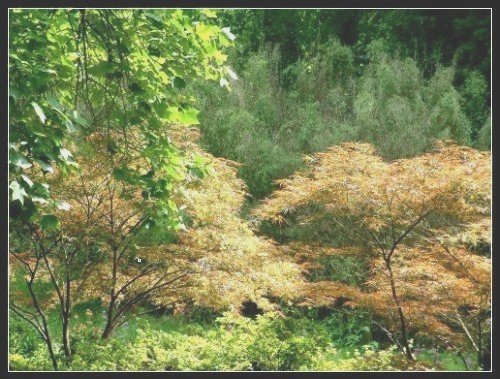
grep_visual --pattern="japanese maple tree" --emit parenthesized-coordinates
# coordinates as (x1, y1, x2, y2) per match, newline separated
(254, 141, 491, 362)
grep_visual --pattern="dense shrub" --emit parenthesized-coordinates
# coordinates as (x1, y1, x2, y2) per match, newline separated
(196, 39, 488, 199)
(11, 311, 422, 371)
(460, 70, 489, 140)
(311, 344, 422, 371)
(475, 115, 491, 151)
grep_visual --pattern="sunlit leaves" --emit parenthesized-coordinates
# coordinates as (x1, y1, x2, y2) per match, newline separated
(9, 10, 82, 219)
(21, 175, 34, 187)
(10, 181, 28, 205)
(148, 125, 303, 311)
(165, 106, 201, 126)
(9, 9, 233, 228)
(221, 27, 236, 41)
(31, 102, 46, 124)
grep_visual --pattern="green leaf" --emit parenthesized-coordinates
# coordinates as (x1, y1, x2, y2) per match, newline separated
(32, 196, 48, 205)
(60, 148, 72, 160)
(196, 23, 216, 41)
(202, 9, 217, 18)
(144, 12, 164, 26)
(40, 215, 60, 231)
(10, 151, 32, 169)
(173, 76, 186, 89)
(39, 68, 57, 74)
(31, 102, 46, 124)
(72, 110, 88, 127)
(165, 165, 185, 181)
(166, 106, 180, 121)
(88, 61, 115, 76)
(64, 119, 76, 133)
(21, 175, 34, 187)
(45, 94, 63, 112)
(10, 181, 28, 205)
(167, 198, 178, 212)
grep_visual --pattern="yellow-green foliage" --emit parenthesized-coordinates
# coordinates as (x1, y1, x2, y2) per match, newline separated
(11, 313, 426, 371)
(310, 345, 421, 371)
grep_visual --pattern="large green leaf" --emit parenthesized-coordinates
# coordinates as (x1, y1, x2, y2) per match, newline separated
(10, 181, 28, 205)
(10, 151, 32, 169)
(40, 214, 60, 231)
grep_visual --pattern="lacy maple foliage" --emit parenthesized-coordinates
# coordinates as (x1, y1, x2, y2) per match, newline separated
(156, 126, 302, 311)
(254, 141, 491, 359)
(10, 125, 302, 341)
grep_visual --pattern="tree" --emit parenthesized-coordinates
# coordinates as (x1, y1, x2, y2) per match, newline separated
(9, 9, 234, 227)
(254, 141, 491, 362)
(10, 129, 194, 366)
(47, 131, 198, 341)
(9, 124, 302, 369)
(9, 8, 236, 368)
(155, 126, 302, 313)
(9, 227, 62, 370)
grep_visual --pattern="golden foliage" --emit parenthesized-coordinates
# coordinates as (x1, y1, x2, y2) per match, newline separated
(42, 125, 302, 313)
(254, 141, 491, 345)
(158, 126, 303, 311)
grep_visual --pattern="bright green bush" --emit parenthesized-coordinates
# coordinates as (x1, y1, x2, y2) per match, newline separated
(311, 344, 416, 371)
(11, 310, 441, 371)
(7, 312, 334, 371)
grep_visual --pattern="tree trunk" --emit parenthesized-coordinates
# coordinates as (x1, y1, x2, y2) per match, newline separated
(26, 276, 59, 370)
(44, 335, 59, 371)
(62, 274, 72, 364)
(481, 338, 491, 371)
(101, 296, 116, 340)
(101, 319, 115, 340)
(385, 258, 414, 360)
(62, 315, 71, 364)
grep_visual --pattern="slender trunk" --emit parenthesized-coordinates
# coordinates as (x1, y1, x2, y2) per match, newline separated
(37, 308, 58, 371)
(385, 257, 414, 361)
(62, 274, 72, 364)
(102, 187, 117, 340)
(102, 294, 116, 339)
(44, 334, 59, 371)
(101, 315, 115, 340)
(457, 350, 468, 371)
(62, 313, 71, 364)
(27, 281, 58, 370)
(481, 338, 491, 371)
